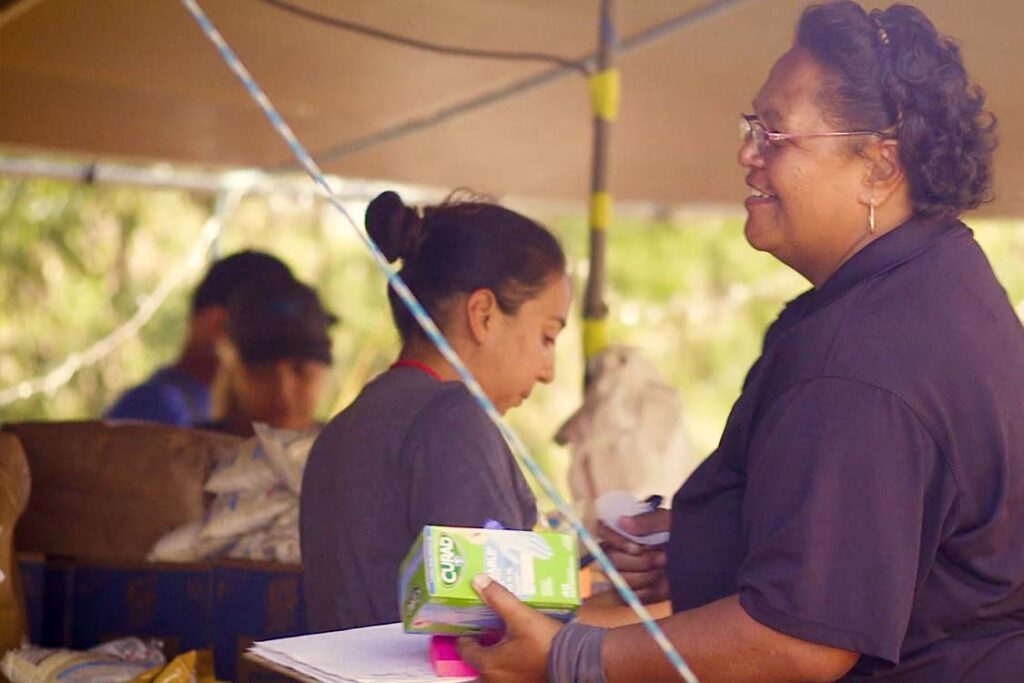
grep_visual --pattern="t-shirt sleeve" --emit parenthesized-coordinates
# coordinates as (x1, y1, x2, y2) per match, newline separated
(104, 383, 191, 425)
(404, 388, 536, 533)
(737, 377, 956, 663)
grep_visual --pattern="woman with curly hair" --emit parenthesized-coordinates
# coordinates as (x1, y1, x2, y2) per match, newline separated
(459, 2, 1021, 681)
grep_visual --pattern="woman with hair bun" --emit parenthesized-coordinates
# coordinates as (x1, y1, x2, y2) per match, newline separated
(460, 2, 1023, 681)
(300, 190, 571, 632)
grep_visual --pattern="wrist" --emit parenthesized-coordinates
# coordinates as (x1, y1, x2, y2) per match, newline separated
(546, 621, 608, 683)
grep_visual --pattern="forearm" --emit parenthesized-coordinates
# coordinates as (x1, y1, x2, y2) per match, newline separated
(577, 591, 672, 628)
(602, 595, 857, 683)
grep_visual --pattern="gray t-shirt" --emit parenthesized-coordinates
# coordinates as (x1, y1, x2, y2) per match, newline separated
(300, 366, 537, 632)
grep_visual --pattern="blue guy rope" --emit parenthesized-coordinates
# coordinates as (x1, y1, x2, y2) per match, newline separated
(179, 2, 699, 680)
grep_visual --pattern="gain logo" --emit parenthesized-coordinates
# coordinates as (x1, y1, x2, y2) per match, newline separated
(438, 533, 465, 586)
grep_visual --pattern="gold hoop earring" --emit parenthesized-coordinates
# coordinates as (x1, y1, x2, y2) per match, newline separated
(868, 199, 876, 234)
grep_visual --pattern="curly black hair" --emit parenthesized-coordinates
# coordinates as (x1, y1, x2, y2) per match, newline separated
(795, 1, 997, 218)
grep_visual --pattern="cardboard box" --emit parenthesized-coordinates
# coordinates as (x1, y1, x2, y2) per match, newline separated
(399, 526, 579, 635)
(211, 560, 306, 683)
(16, 554, 46, 646)
(5, 421, 241, 562)
(64, 559, 213, 658)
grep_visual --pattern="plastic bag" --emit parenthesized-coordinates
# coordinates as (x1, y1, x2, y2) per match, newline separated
(148, 423, 317, 564)
(200, 489, 294, 542)
(204, 438, 278, 495)
(146, 522, 203, 563)
(226, 502, 300, 564)
(252, 423, 317, 495)
(90, 638, 164, 664)
(2, 638, 164, 683)
(132, 650, 215, 683)
(556, 345, 694, 534)
(147, 521, 236, 563)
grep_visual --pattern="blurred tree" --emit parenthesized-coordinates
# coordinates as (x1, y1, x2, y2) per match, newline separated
(2, 178, 1022, 511)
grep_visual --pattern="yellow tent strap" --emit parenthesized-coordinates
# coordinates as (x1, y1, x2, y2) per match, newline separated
(588, 68, 620, 121)
(586, 191, 612, 359)
(589, 191, 612, 232)
(583, 317, 609, 360)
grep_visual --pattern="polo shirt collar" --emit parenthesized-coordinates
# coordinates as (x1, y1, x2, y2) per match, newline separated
(803, 212, 962, 316)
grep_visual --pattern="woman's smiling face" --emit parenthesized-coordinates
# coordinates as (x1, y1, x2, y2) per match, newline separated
(739, 47, 872, 285)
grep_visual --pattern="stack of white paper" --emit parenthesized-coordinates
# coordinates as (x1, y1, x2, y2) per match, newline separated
(248, 623, 475, 683)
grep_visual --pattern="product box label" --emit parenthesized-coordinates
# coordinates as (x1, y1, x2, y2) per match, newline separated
(398, 526, 579, 635)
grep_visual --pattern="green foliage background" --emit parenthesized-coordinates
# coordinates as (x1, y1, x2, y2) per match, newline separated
(2, 178, 1022, 506)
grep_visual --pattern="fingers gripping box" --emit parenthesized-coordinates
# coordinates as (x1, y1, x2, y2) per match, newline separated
(399, 526, 580, 635)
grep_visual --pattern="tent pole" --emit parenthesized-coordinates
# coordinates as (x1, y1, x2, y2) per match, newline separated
(582, 0, 618, 386)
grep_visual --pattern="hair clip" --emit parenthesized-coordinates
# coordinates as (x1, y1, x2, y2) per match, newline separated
(872, 17, 890, 46)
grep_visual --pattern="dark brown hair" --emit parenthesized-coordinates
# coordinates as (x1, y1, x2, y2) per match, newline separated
(365, 190, 566, 343)
(191, 250, 292, 314)
(226, 277, 334, 365)
(796, 1, 997, 218)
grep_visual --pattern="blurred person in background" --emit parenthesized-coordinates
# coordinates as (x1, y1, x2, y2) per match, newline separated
(200, 276, 334, 438)
(104, 250, 293, 426)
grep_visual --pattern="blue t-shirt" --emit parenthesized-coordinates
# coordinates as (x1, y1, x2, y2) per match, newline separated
(104, 366, 211, 427)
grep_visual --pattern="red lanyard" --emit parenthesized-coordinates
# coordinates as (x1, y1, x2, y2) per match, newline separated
(390, 359, 443, 382)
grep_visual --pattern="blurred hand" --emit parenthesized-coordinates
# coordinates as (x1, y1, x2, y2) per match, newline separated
(597, 509, 671, 604)
(457, 575, 562, 683)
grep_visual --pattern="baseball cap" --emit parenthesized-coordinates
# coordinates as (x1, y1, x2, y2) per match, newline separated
(225, 278, 335, 365)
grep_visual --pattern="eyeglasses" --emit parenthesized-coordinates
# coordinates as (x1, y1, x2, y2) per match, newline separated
(740, 113, 887, 156)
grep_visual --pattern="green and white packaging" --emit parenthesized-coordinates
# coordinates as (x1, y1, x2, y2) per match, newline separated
(398, 525, 580, 635)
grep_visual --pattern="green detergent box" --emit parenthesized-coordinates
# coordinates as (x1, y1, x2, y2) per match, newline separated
(398, 525, 580, 635)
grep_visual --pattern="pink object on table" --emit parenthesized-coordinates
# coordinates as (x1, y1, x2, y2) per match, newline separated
(429, 636, 478, 677)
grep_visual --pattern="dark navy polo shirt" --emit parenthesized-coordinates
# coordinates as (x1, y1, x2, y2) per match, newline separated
(668, 215, 1024, 681)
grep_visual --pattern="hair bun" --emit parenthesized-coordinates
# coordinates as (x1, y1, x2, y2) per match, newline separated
(365, 191, 424, 263)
